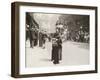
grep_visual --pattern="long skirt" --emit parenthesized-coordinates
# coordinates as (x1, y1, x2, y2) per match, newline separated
(58, 46, 62, 60)
(51, 45, 59, 64)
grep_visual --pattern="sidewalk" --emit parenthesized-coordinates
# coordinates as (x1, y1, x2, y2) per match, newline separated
(26, 40, 89, 67)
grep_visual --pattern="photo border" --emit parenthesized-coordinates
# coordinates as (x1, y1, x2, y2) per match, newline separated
(11, 2, 98, 78)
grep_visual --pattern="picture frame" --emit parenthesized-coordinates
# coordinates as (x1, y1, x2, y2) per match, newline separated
(11, 2, 98, 78)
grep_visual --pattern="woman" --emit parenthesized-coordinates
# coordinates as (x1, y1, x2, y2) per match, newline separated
(51, 38, 59, 64)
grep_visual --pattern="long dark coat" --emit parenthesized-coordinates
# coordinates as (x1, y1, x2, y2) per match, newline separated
(39, 32, 43, 47)
(52, 44, 59, 64)
(29, 27, 37, 48)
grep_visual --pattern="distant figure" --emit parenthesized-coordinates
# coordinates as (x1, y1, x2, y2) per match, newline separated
(84, 33, 89, 43)
(26, 24, 30, 41)
(29, 27, 37, 48)
(39, 32, 43, 47)
(42, 33, 46, 49)
(34, 29, 38, 46)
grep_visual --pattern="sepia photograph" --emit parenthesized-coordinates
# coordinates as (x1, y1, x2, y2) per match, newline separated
(25, 12, 90, 67)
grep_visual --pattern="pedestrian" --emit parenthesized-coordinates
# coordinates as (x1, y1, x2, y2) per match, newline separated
(34, 29, 38, 46)
(39, 32, 43, 47)
(42, 33, 46, 49)
(51, 38, 59, 64)
(29, 26, 36, 48)
(26, 24, 30, 41)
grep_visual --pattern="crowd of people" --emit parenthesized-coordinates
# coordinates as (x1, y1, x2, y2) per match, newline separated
(66, 30, 89, 43)
(26, 24, 47, 49)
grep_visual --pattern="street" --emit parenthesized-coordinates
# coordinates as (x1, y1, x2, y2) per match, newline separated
(26, 40, 89, 68)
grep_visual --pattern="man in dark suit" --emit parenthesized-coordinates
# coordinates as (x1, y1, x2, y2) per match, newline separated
(29, 25, 37, 48)
(39, 32, 43, 47)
